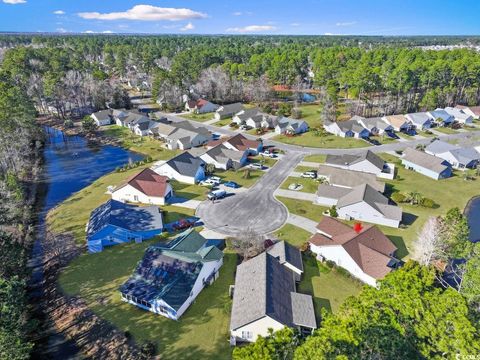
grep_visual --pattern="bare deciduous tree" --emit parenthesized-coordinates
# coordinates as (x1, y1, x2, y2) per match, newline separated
(231, 228, 264, 260)
(412, 216, 441, 266)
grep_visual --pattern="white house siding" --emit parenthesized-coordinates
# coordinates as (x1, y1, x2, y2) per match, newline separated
(176, 258, 223, 318)
(401, 160, 442, 180)
(200, 153, 231, 170)
(92, 115, 111, 126)
(231, 316, 285, 343)
(309, 244, 377, 286)
(111, 184, 173, 206)
(154, 164, 204, 184)
(315, 196, 339, 206)
(246, 118, 261, 129)
(337, 202, 400, 228)
(190, 134, 210, 147)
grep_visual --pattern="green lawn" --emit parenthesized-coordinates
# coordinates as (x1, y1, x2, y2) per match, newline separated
(376, 154, 480, 258)
(274, 224, 312, 247)
(58, 239, 237, 359)
(417, 130, 435, 138)
(99, 125, 179, 160)
(276, 197, 327, 222)
(214, 168, 264, 188)
(296, 104, 322, 127)
(274, 132, 370, 149)
(169, 180, 210, 200)
(250, 155, 278, 168)
(299, 253, 363, 316)
(212, 117, 232, 127)
(179, 113, 215, 122)
(280, 176, 319, 194)
(303, 154, 327, 163)
(47, 167, 200, 244)
(295, 165, 317, 173)
(434, 127, 457, 134)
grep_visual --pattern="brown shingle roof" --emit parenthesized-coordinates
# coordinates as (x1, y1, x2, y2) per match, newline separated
(311, 217, 397, 280)
(116, 168, 169, 197)
(207, 134, 261, 152)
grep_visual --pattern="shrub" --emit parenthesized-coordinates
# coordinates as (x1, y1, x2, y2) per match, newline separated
(329, 205, 338, 218)
(300, 242, 310, 252)
(291, 108, 302, 119)
(391, 192, 406, 203)
(335, 266, 350, 277)
(325, 260, 336, 269)
(420, 197, 436, 208)
(140, 341, 156, 357)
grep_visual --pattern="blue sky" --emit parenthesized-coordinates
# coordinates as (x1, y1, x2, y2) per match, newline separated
(1, 0, 479, 35)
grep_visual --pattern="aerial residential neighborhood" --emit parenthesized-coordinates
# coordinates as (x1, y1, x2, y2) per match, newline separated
(1, 1, 480, 360)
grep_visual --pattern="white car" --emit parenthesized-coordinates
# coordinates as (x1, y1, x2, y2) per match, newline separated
(200, 178, 220, 186)
(209, 176, 221, 183)
(239, 125, 248, 130)
(249, 163, 264, 170)
(300, 171, 317, 179)
(207, 189, 227, 200)
(261, 151, 277, 158)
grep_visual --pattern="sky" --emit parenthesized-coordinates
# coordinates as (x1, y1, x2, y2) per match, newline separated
(1, 0, 480, 35)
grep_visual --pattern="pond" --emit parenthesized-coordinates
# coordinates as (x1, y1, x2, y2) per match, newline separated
(465, 196, 480, 242)
(31, 126, 143, 359)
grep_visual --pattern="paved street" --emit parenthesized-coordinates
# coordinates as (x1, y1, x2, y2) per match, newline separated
(195, 151, 305, 237)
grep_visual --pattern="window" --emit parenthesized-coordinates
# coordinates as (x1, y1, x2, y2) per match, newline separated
(241, 331, 253, 340)
(134, 195, 139, 202)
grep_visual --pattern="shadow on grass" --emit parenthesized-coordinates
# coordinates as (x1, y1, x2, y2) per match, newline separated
(388, 235, 409, 259)
(402, 212, 418, 226)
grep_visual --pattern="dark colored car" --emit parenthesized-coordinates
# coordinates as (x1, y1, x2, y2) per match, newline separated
(172, 218, 196, 231)
(366, 138, 381, 146)
(386, 131, 399, 139)
(224, 181, 240, 188)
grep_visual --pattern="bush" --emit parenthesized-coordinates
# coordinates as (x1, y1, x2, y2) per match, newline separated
(420, 197, 436, 208)
(140, 341, 156, 357)
(291, 108, 302, 119)
(391, 192, 406, 203)
(329, 205, 338, 218)
(300, 242, 310, 252)
(335, 266, 350, 277)
(325, 260, 336, 269)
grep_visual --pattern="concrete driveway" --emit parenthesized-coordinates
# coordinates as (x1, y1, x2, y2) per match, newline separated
(195, 151, 305, 237)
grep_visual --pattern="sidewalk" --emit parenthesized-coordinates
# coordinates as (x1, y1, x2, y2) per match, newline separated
(168, 197, 202, 210)
(286, 214, 317, 234)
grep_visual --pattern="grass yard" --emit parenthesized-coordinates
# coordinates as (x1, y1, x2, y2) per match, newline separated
(274, 224, 312, 247)
(99, 125, 179, 160)
(58, 239, 237, 359)
(215, 168, 264, 188)
(179, 112, 215, 122)
(295, 165, 317, 173)
(376, 153, 480, 258)
(299, 253, 363, 316)
(274, 132, 370, 149)
(280, 176, 319, 194)
(296, 104, 322, 127)
(169, 180, 209, 200)
(47, 167, 200, 244)
(303, 154, 327, 163)
(434, 127, 457, 134)
(212, 117, 232, 127)
(276, 197, 327, 222)
(417, 130, 435, 138)
(249, 155, 278, 169)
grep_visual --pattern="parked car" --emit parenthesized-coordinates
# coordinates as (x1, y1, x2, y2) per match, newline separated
(200, 178, 220, 186)
(301, 171, 317, 179)
(401, 129, 416, 136)
(224, 181, 240, 189)
(386, 131, 399, 139)
(452, 122, 462, 129)
(172, 218, 196, 231)
(261, 151, 277, 158)
(207, 189, 227, 200)
(209, 176, 221, 183)
(239, 125, 248, 130)
(365, 138, 381, 146)
(249, 163, 264, 170)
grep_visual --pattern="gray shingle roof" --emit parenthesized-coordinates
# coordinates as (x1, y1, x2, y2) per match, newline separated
(317, 165, 385, 192)
(165, 152, 205, 177)
(406, 112, 433, 125)
(217, 103, 244, 116)
(316, 184, 352, 199)
(425, 140, 458, 155)
(291, 293, 317, 329)
(87, 200, 163, 239)
(402, 148, 451, 174)
(450, 148, 480, 164)
(325, 150, 385, 172)
(92, 109, 111, 120)
(230, 252, 316, 331)
(267, 241, 303, 273)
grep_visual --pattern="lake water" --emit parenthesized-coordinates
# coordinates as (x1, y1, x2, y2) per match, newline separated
(465, 196, 480, 243)
(30, 126, 142, 359)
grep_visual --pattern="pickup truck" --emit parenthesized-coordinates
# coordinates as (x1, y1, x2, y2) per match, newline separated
(207, 189, 227, 200)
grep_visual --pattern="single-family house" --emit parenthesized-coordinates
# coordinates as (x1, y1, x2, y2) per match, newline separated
(153, 152, 206, 184)
(198, 144, 249, 170)
(207, 134, 263, 155)
(427, 109, 454, 126)
(274, 117, 309, 135)
(381, 115, 412, 132)
(230, 247, 316, 344)
(356, 117, 394, 136)
(86, 199, 164, 253)
(323, 120, 370, 138)
(133, 120, 159, 137)
(111, 168, 173, 205)
(185, 99, 219, 114)
(245, 114, 266, 129)
(425, 140, 480, 170)
(405, 112, 434, 130)
(232, 108, 262, 126)
(325, 150, 393, 178)
(152, 121, 210, 150)
(309, 217, 400, 286)
(266, 241, 304, 281)
(455, 105, 480, 119)
(112, 109, 131, 126)
(444, 107, 474, 125)
(316, 165, 385, 193)
(124, 113, 150, 130)
(316, 183, 402, 228)
(401, 147, 452, 180)
(215, 103, 244, 120)
(120, 230, 223, 320)
(91, 110, 112, 126)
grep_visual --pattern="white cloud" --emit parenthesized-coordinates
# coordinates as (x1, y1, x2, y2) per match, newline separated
(78, 4, 206, 22)
(3, 0, 26, 4)
(53, 10, 65, 15)
(233, 11, 242, 16)
(84, 30, 95, 34)
(290, 22, 301, 27)
(226, 25, 276, 33)
(56, 28, 68, 33)
(180, 22, 195, 31)
(336, 21, 357, 27)
(103, 30, 114, 34)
